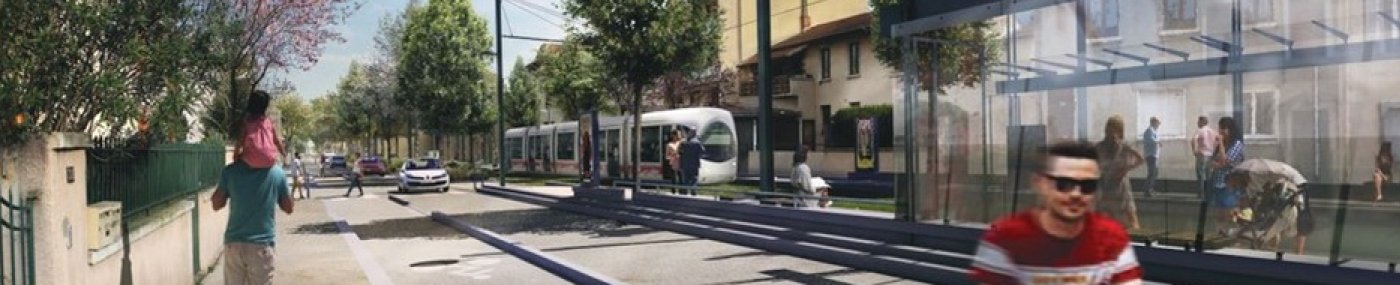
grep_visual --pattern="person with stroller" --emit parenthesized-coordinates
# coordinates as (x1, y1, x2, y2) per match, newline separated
(1226, 170, 1310, 254)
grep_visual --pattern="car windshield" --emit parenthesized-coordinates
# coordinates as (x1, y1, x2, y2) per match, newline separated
(405, 159, 442, 170)
(330, 157, 346, 163)
(360, 157, 381, 163)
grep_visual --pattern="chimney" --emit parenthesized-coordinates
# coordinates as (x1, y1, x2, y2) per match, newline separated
(800, 0, 811, 30)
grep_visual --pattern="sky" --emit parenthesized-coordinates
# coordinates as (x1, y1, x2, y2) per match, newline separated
(277, 0, 570, 100)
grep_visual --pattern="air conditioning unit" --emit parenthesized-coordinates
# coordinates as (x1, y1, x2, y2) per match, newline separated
(86, 201, 122, 251)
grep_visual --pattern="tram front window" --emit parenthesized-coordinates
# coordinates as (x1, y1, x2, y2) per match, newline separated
(700, 122, 734, 162)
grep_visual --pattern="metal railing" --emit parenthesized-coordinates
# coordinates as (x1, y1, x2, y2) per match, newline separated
(0, 178, 35, 285)
(88, 140, 226, 218)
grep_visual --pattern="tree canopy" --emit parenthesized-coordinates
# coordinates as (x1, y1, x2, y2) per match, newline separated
(396, 0, 496, 141)
(533, 37, 619, 120)
(869, 0, 1001, 93)
(505, 58, 542, 128)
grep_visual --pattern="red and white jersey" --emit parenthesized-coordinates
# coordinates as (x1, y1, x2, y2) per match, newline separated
(970, 211, 1142, 285)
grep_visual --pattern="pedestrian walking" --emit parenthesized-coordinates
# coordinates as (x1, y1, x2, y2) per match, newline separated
(580, 132, 592, 182)
(1211, 117, 1246, 235)
(1373, 141, 1393, 201)
(1191, 116, 1219, 196)
(1097, 116, 1144, 230)
(969, 141, 1143, 285)
(679, 127, 705, 196)
(1142, 117, 1162, 197)
(289, 153, 310, 199)
(211, 89, 296, 284)
(344, 153, 365, 197)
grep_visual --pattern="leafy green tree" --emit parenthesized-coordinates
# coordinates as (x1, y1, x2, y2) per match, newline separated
(272, 94, 314, 154)
(534, 38, 618, 120)
(869, 0, 1000, 93)
(505, 58, 542, 128)
(396, 0, 495, 149)
(1, 0, 231, 145)
(563, 0, 723, 180)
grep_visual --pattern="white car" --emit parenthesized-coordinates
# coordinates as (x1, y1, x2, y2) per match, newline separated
(398, 158, 450, 193)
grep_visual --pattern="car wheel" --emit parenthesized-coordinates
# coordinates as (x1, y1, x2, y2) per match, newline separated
(441, 187, 449, 193)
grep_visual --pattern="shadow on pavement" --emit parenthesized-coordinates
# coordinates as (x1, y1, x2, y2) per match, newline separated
(455, 237, 701, 259)
(442, 208, 659, 238)
(351, 217, 470, 240)
(708, 269, 864, 285)
(291, 221, 341, 235)
(703, 251, 778, 261)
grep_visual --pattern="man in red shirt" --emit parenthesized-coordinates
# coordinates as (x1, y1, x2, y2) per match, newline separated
(970, 141, 1143, 285)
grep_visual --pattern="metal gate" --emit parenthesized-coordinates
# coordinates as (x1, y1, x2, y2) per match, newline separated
(0, 178, 34, 285)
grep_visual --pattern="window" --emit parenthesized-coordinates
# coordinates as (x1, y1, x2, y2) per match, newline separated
(556, 133, 575, 160)
(1085, 0, 1120, 39)
(1244, 91, 1277, 136)
(641, 126, 661, 163)
(1012, 11, 1036, 36)
(700, 122, 735, 162)
(1162, 0, 1198, 31)
(850, 102, 860, 107)
(848, 42, 860, 76)
(1372, 0, 1400, 39)
(802, 120, 816, 148)
(530, 135, 548, 159)
(1136, 91, 1186, 137)
(1241, 0, 1275, 26)
(820, 47, 831, 80)
(508, 138, 523, 159)
(606, 130, 619, 160)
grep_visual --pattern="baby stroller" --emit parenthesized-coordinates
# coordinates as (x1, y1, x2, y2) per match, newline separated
(1232, 179, 1307, 249)
(1227, 159, 1309, 250)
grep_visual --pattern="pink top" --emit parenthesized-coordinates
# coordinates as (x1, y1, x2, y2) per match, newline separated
(240, 116, 279, 168)
(1195, 126, 1219, 157)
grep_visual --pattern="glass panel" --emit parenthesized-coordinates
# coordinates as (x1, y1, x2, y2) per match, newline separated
(642, 126, 661, 163)
(557, 132, 575, 160)
(701, 122, 735, 162)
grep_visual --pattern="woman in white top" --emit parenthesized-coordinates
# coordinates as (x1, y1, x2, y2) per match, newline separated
(789, 146, 830, 208)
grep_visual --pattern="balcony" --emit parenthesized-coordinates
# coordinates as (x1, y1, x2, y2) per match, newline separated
(741, 75, 794, 97)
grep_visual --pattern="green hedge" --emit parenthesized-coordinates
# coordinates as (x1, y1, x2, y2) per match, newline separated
(828, 105, 894, 148)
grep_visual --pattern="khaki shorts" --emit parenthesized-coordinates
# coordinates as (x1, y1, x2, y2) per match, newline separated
(225, 242, 275, 285)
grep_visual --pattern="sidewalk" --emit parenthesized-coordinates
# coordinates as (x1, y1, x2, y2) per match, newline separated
(198, 197, 374, 285)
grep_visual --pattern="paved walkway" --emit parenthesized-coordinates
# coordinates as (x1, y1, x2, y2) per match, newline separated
(197, 183, 569, 285)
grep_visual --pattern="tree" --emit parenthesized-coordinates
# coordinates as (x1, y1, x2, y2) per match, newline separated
(534, 38, 617, 120)
(869, 0, 1000, 93)
(199, 0, 359, 143)
(504, 58, 542, 128)
(1, 1, 232, 145)
(272, 94, 314, 154)
(396, 0, 495, 149)
(564, 0, 724, 181)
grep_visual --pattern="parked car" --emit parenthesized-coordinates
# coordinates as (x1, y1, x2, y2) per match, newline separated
(398, 158, 450, 193)
(357, 155, 389, 176)
(321, 154, 348, 177)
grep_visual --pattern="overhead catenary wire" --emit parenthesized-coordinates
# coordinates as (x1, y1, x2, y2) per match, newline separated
(511, 0, 567, 20)
(504, 0, 562, 30)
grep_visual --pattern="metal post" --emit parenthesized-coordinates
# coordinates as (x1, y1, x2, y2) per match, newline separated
(757, 0, 774, 193)
(1329, 185, 1351, 265)
(191, 195, 200, 276)
(899, 38, 917, 222)
(1074, 1, 1088, 140)
(496, 0, 507, 186)
(1231, 0, 1245, 125)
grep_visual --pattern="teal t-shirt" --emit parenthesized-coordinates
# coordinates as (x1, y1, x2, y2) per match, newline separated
(219, 161, 289, 245)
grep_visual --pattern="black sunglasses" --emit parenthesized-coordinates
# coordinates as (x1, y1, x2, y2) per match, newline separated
(1039, 173, 1098, 194)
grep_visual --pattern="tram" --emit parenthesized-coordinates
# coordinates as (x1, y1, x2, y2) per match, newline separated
(504, 107, 738, 185)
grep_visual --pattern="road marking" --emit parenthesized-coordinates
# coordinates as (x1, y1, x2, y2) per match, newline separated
(323, 201, 397, 285)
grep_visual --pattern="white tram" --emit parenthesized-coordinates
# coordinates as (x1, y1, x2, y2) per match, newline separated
(504, 107, 737, 185)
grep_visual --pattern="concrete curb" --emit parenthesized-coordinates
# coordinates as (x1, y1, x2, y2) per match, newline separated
(427, 211, 624, 285)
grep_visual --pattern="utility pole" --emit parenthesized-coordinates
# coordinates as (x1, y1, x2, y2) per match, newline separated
(496, 0, 507, 186)
(757, 0, 773, 192)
